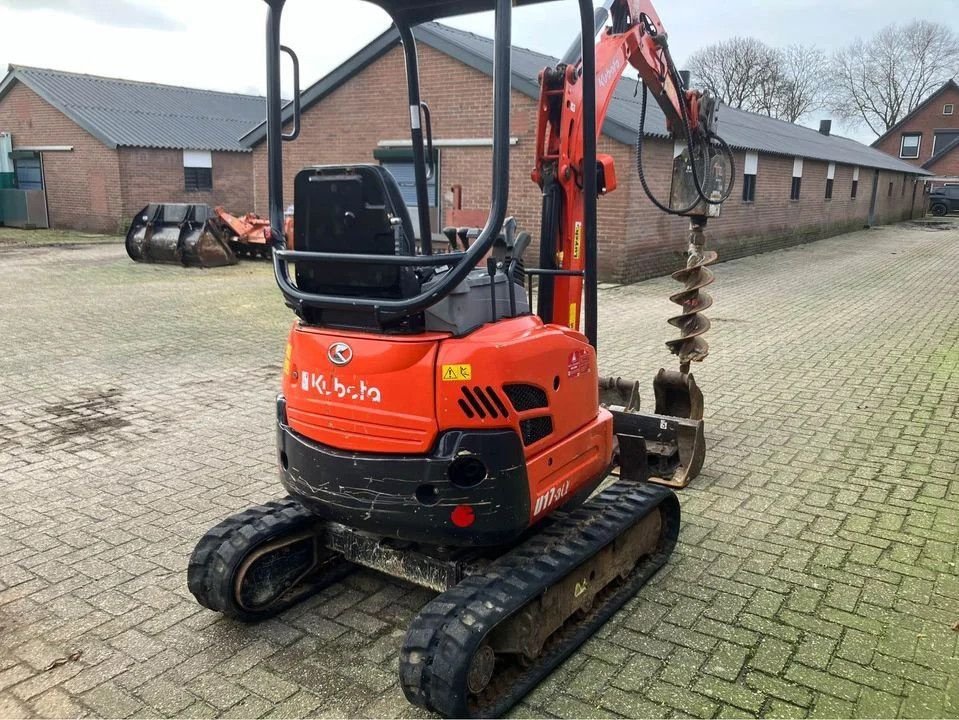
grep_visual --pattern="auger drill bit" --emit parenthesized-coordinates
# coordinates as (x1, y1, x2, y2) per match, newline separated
(666, 219, 717, 373)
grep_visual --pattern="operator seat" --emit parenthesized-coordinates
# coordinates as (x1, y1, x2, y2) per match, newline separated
(292, 164, 421, 329)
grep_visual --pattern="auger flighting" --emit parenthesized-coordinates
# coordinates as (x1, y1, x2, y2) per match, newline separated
(666, 218, 717, 372)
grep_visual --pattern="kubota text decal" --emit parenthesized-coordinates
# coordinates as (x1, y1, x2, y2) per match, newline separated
(300, 371, 382, 403)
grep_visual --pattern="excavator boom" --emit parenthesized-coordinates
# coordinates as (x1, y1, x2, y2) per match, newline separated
(533, 0, 718, 330)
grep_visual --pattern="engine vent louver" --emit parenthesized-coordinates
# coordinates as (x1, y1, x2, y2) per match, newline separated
(520, 416, 553, 446)
(460, 386, 509, 420)
(503, 384, 549, 412)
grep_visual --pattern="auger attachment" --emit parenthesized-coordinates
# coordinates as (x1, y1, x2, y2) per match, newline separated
(665, 218, 717, 369)
(597, 221, 715, 489)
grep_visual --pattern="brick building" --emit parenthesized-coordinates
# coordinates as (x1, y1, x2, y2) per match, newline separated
(0, 65, 264, 233)
(873, 79, 959, 188)
(242, 23, 927, 283)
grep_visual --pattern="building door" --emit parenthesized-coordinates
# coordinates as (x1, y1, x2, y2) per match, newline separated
(376, 149, 439, 244)
(867, 169, 880, 227)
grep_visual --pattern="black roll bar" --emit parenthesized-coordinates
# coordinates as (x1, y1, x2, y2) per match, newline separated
(264, 0, 513, 323)
(260, 0, 597, 336)
(578, 0, 599, 348)
(396, 23, 434, 253)
(264, 0, 286, 238)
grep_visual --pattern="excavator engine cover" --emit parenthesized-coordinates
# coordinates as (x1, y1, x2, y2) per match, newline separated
(125, 203, 237, 268)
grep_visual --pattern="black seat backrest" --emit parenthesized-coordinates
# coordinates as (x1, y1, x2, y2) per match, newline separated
(293, 165, 419, 305)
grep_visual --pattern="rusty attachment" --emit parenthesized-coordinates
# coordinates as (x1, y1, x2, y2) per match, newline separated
(600, 371, 705, 489)
(125, 203, 236, 268)
(598, 376, 640, 412)
(666, 220, 717, 369)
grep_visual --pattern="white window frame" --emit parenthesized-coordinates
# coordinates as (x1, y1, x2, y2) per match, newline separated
(945, 103, 955, 116)
(932, 132, 959, 157)
(183, 150, 212, 168)
(744, 152, 759, 176)
(899, 134, 921, 159)
(792, 157, 804, 178)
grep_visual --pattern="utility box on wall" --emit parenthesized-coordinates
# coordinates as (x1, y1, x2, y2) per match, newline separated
(0, 132, 13, 190)
(0, 189, 48, 228)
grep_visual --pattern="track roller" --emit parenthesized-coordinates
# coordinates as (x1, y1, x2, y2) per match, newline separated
(187, 498, 351, 622)
(399, 482, 679, 718)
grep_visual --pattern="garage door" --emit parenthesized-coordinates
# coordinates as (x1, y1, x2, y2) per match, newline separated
(380, 158, 438, 242)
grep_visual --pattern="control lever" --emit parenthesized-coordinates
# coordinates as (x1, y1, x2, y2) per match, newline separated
(442, 226, 459, 251)
(507, 228, 532, 317)
(487, 257, 498, 323)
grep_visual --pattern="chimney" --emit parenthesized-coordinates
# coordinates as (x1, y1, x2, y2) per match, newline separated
(819, 119, 832, 136)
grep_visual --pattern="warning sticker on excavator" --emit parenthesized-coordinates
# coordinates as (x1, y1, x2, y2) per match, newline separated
(573, 222, 582, 259)
(442, 364, 472, 381)
(567, 349, 590, 377)
(283, 343, 292, 375)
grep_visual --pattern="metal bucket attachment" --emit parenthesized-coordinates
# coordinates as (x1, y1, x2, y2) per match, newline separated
(653, 368, 703, 420)
(125, 204, 237, 268)
(600, 370, 706, 489)
(610, 408, 705, 489)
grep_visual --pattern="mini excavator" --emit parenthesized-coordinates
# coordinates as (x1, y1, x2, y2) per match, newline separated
(188, 1, 733, 716)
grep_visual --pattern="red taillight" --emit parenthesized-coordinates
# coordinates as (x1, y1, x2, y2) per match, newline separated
(450, 504, 475, 528)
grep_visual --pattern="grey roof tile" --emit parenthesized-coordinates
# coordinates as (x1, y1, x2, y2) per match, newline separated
(0, 64, 265, 152)
(243, 22, 927, 175)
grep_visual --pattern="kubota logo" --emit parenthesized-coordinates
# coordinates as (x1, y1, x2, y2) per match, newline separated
(327, 342, 353, 366)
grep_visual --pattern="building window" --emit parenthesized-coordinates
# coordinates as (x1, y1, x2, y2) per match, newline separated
(851, 167, 859, 199)
(933, 131, 959, 157)
(900, 134, 921, 159)
(183, 150, 213, 191)
(742, 151, 757, 202)
(902, 173, 906, 196)
(13, 152, 43, 190)
(825, 162, 835, 200)
(790, 157, 803, 200)
(888, 181, 893, 197)
(945, 104, 955, 116)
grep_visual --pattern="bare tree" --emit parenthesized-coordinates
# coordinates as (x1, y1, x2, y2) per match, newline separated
(772, 45, 830, 123)
(688, 38, 827, 123)
(831, 20, 959, 137)
(687, 38, 780, 110)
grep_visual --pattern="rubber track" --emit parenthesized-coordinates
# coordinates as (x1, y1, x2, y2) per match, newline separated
(187, 497, 352, 621)
(399, 482, 680, 718)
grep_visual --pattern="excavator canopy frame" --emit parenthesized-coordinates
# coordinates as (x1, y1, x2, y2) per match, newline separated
(260, 0, 600, 343)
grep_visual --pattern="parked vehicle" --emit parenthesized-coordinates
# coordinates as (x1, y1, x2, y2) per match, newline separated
(929, 186, 959, 216)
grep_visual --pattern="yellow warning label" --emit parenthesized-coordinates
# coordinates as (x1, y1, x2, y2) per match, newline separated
(573, 222, 582, 259)
(568, 303, 578, 329)
(442, 364, 472, 382)
(283, 343, 293, 375)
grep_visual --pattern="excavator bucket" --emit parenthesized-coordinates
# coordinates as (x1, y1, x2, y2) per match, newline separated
(125, 203, 237, 268)
(600, 370, 706, 489)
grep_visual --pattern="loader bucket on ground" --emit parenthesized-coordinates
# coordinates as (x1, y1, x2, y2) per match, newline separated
(125, 203, 237, 268)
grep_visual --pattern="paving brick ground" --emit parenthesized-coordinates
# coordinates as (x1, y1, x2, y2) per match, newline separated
(0, 220, 957, 719)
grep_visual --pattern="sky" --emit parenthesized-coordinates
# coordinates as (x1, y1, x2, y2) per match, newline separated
(1, 0, 957, 144)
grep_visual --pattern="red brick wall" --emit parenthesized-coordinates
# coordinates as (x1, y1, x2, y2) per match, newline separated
(117, 148, 253, 219)
(619, 150, 921, 283)
(0, 82, 123, 233)
(924, 146, 959, 180)
(252, 42, 921, 283)
(251, 43, 628, 267)
(873, 85, 959, 167)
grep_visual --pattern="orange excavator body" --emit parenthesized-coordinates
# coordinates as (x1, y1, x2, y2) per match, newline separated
(281, 314, 613, 537)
